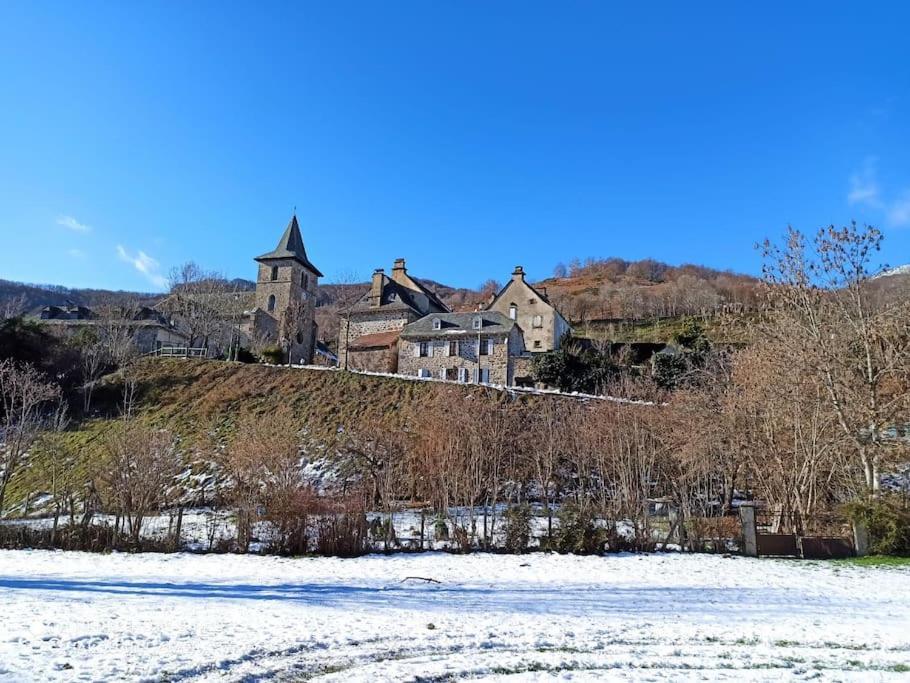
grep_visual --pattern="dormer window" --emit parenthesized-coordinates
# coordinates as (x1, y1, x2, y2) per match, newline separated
(472, 316, 482, 330)
(432, 318, 441, 330)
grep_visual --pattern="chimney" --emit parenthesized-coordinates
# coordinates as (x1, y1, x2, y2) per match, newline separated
(391, 258, 407, 284)
(512, 265, 525, 281)
(539, 286, 547, 298)
(370, 268, 384, 308)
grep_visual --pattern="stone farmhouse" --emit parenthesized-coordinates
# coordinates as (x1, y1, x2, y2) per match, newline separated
(485, 266, 571, 353)
(398, 311, 525, 385)
(337, 259, 449, 372)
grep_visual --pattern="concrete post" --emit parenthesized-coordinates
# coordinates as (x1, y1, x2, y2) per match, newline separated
(739, 503, 758, 557)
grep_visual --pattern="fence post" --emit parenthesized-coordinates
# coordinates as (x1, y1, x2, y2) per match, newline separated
(739, 503, 758, 557)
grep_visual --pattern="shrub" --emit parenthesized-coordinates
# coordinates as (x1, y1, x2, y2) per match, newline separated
(503, 505, 532, 553)
(433, 513, 449, 541)
(844, 496, 910, 556)
(315, 512, 368, 557)
(553, 504, 607, 554)
(260, 346, 284, 364)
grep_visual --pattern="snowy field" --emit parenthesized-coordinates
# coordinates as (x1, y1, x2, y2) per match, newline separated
(1, 551, 908, 681)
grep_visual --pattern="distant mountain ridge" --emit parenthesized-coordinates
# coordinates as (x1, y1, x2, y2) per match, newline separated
(0, 278, 161, 315)
(876, 264, 910, 279)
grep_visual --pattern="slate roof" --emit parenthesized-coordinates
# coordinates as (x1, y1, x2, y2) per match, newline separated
(349, 275, 447, 317)
(400, 312, 517, 339)
(255, 215, 323, 277)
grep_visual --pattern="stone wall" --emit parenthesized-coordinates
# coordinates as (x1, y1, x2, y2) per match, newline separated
(398, 327, 523, 385)
(346, 346, 398, 373)
(337, 309, 415, 370)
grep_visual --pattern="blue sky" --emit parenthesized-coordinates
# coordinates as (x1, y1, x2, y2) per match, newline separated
(1, 2, 909, 291)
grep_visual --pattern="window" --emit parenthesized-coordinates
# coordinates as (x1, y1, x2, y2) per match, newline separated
(446, 340, 458, 356)
(301, 272, 308, 289)
(532, 314, 543, 328)
(528, 298, 536, 304)
(472, 316, 482, 330)
(458, 367, 470, 383)
(418, 341, 431, 357)
(432, 318, 441, 330)
(417, 369, 431, 378)
(533, 340, 542, 349)
(270, 266, 278, 281)
(509, 304, 517, 320)
(476, 368, 490, 384)
(267, 295, 276, 312)
(438, 368, 448, 380)
(479, 338, 493, 356)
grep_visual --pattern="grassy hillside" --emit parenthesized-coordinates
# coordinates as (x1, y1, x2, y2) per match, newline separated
(7, 358, 525, 512)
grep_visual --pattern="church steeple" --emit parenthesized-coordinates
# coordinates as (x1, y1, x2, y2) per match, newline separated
(255, 214, 323, 277)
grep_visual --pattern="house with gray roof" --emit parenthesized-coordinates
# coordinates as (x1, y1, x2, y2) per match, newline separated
(398, 311, 527, 386)
(338, 258, 449, 372)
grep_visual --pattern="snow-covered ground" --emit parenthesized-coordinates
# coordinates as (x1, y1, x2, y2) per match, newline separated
(0, 551, 907, 682)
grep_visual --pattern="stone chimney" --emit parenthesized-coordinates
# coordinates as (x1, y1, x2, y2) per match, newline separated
(391, 258, 407, 285)
(512, 265, 525, 281)
(369, 268, 384, 308)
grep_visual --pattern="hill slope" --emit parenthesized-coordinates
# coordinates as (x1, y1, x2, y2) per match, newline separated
(7, 358, 535, 511)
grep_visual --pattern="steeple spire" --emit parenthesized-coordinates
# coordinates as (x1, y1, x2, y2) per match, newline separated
(255, 214, 323, 277)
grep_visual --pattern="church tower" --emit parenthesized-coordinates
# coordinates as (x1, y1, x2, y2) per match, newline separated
(253, 214, 322, 364)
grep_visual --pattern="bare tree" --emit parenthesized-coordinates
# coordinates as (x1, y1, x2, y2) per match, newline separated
(0, 360, 62, 515)
(218, 407, 306, 551)
(1, 293, 28, 321)
(339, 411, 411, 551)
(163, 262, 236, 354)
(761, 224, 910, 494)
(331, 269, 364, 370)
(99, 419, 181, 546)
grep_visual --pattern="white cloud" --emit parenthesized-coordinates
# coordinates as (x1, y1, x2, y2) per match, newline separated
(57, 215, 92, 233)
(887, 191, 910, 228)
(847, 159, 882, 208)
(116, 245, 168, 289)
(847, 158, 910, 228)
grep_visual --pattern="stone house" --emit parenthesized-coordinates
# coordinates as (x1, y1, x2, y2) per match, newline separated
(249, 214, 322, 364)
(338, 258, 448, 372)
(398, 311, 525, 385)
(485, 266, 571, 353)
